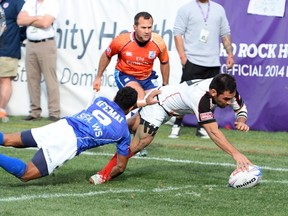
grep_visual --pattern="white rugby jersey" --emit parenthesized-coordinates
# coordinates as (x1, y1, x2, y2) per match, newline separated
(157, 78, 247, 124)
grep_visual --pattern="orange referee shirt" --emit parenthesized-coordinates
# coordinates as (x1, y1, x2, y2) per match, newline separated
(106, 32, 169, 80)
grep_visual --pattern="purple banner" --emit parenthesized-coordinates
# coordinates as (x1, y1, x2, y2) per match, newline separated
(183, 0, 288, 132)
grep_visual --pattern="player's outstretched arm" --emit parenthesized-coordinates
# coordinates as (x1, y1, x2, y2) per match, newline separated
(203, 122, 252, 171)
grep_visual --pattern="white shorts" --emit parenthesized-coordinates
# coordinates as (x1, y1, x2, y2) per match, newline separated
(31, 119, 77, 174)
(139, 103, 171, 127)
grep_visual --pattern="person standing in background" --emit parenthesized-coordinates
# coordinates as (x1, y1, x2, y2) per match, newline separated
(169, 0, 234, 138)
(0, 0, 25, 122)
(17, 0, 60, 122)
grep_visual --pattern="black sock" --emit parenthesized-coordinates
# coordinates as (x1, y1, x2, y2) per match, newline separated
(174, 118, 183, 127)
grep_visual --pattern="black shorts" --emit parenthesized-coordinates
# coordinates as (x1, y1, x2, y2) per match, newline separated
(21, 130, 49, 176)
(181, 60, 220, 82)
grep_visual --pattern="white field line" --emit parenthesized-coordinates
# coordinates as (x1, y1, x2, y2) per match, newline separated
(82, 151, 288, 172)
(0, 189, 144, 202)
(19, 148, 288, 172)
(261, 180, 288, 184)
(0, 150, 287, 203)
(0, 186, 196, 202)
(1, 181, 288, 202)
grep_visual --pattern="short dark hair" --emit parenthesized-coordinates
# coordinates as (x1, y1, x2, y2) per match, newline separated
(114, 86, 138, 110)
(209, 74, 237, 95)
(134, 12, 153, 25)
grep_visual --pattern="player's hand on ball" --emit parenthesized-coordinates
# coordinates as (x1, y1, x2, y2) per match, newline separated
(232, 152, 252, 171)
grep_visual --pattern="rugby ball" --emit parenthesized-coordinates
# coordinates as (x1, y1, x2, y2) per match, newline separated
(228, 165, 263, 189)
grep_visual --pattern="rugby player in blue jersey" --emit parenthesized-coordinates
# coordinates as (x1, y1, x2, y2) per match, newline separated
(0, 86, 157, 182)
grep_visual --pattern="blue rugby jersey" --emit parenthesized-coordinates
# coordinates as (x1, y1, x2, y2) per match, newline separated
(0, 0, 25, 58)
(64, 96, 130, 156)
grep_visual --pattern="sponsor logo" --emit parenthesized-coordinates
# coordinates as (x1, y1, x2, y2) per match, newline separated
(199, 112, 213, 121)
(148, 51, 156, 59)
(45, 148, 53, 164)
(236, 177, 256, 188)
(106, 47, 111, 54)
(126, 52, 133, 56)
(124, 77, 130, 82)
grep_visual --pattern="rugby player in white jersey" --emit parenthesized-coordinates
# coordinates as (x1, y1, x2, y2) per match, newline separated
(91, 73, 253, 184)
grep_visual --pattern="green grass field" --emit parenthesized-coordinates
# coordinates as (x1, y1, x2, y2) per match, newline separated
(0, 117, 287, 216)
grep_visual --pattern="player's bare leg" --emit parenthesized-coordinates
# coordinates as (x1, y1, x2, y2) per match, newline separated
(0, 77, 12, 123)
(0, 132, 44, 181)
(2, 133, 23, 147)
